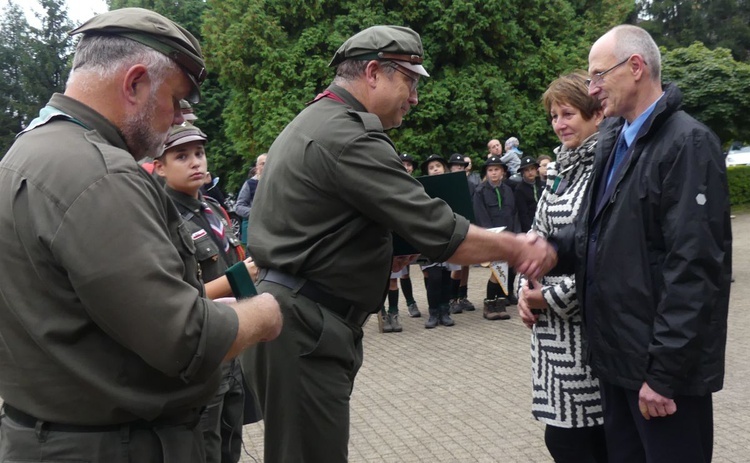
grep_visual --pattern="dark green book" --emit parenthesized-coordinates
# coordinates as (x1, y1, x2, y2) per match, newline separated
(392, 171, 475, 256)
(224, 261, 258, 299)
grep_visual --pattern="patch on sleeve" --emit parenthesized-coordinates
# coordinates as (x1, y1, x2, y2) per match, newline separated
(695, 193, 707, 206)
(191, 229, 208, 240)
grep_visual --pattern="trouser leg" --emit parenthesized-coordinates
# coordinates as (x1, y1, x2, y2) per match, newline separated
(544, 424, 608, 463)
(241, 281, 363, 463)
(600, 380, 713, 463)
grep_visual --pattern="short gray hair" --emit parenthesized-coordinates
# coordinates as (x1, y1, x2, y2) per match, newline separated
(332, 59, 397, 85)
(67, 34, 179, 91)
(611, 25, 661, 82)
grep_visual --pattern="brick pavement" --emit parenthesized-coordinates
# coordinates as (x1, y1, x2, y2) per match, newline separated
(240, 213, 750, 462)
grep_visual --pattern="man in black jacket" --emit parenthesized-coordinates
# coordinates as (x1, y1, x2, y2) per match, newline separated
(578, 25, 731, 463)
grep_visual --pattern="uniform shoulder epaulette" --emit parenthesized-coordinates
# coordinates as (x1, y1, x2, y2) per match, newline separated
(347, 109, 384, 133)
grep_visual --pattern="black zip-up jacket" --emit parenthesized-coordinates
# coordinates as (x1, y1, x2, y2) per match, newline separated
(472, 180, 519, 232)
(515, 177, 543, 232)
(574, 84, 731, 398)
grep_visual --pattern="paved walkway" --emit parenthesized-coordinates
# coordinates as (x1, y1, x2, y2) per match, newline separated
(240, 212, 750, 462)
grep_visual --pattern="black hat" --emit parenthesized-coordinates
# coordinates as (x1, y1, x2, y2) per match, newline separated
(447, 153, 468, 166)
(519, 156, 539, 171)
(399, 153, 415, 167)
(420, 154, 449, 175)
(70, 8, 206, 103)
(481, 156, 508, 177)
(329, 25, 429, 77)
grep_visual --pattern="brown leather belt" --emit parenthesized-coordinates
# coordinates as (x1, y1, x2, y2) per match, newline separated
(258, 268, 371, 326)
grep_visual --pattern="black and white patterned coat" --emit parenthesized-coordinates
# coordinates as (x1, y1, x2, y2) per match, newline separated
(523, 133, 603, 428)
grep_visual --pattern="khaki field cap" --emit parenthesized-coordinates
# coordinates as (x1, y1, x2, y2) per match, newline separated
(329, 25, 430, 77)
(69, 8, 206, 103)
(156, 124, 208, 158)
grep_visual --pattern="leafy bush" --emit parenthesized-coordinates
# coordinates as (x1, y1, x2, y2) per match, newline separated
(727, 165, 750, 205)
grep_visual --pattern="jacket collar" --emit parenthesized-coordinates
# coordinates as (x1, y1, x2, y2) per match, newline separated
(47, 93, 130, 152)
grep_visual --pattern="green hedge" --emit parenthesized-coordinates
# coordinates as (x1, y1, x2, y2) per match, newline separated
(728, 165, 750, 205)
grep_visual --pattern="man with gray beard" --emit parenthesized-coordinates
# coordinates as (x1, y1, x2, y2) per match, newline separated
(0, 8, 282, 461)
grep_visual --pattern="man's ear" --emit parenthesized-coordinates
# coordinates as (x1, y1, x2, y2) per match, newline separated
(122, 64, 150, 105)
(364, 60, 382, 88)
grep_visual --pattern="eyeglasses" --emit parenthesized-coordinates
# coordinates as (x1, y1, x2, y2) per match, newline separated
(586, 57, 630, 88)
(384, 62, 419, 93)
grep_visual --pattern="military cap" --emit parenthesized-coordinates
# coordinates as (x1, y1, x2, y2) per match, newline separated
(329, 25, 429, 77)
(481, 156, 508, 177)
(156, 124, 207, 158)
(420, 154, 449, 176)
(519, 156, 539, 171)
(399, 153, 416, 167)
(180, 99, 198, 122)
(70, 8, 206, 104)
(448, 153, 468, 166)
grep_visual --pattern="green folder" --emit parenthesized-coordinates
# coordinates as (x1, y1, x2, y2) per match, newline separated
(393, 171, 475, 256)
(224, 261, 258, 298)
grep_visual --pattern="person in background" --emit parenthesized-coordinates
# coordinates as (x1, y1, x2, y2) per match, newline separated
(154, 124, 258, 463)
(536, 154, 553, 182)
(465, 154, 482, 190)
(235, 153, 267, 243)
(473, 156, 519, 320)
(447, 153, 477, 314)
(518, 71, 606, 463)
(0, 8, 281, 461)
(515, 156, 544, 232)
(419, 154, 457, 328)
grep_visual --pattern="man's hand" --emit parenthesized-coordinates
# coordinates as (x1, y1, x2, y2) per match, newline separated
(638, 382, 677, 420)
(224, 292, 283, 360)
(510, 233, 557, 280)
(392, 254, 419, 272)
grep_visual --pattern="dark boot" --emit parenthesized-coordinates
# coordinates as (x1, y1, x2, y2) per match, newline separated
(425, 307, 439, 329)
(495, 297, 511, 320)
(483, 298, 501, 320)
(439, 304, 455, 326)
(449, 298, 463, 314)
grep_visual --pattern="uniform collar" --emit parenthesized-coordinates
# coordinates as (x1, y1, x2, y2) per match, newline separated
(166, 186, 204, 212)
(326, 84, 368, 112)
(47, 93, 130, 152)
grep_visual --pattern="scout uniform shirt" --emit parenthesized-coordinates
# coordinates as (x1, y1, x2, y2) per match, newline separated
(247, 84, 470, 313)
(0, 93, 238, 425)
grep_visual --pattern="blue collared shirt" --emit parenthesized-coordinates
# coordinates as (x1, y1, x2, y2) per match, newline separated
(607, 93, 665, 186)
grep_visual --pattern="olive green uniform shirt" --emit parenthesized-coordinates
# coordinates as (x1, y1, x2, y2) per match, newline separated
(0, 94, 239, 425)
(247, 85, 469, 312)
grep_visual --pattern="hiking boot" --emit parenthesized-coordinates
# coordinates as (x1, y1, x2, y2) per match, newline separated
(495, 297, 511, 320)
(425, 307, 439, 329)
(389, 313, 403, 332)
(459, 297, 476, 312)
(382, 314, 394, 333)
(407, 302, 421, 318)
(439, 304, 455, 326)
(483, 298, 504, 321)
(449, 299, 463, 314)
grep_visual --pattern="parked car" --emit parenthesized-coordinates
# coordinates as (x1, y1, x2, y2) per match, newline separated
(726, 146, 750, 167)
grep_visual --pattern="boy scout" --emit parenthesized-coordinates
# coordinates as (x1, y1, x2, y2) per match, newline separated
(244, 25, 557, 462)
(0, 8, 281, 461)
(154, 124, 256, 463)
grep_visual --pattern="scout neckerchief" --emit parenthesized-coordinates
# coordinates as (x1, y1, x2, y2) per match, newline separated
(202, 202, 230, 253)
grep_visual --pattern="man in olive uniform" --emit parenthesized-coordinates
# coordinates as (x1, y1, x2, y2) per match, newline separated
(0, 8, 282, 462)
(244, 25, 557, 462)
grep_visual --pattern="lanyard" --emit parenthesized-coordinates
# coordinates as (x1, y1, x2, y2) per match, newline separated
(495, 187, 503, 208)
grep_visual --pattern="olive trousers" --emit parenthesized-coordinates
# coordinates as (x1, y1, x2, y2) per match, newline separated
(241, 281, 364, 463)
